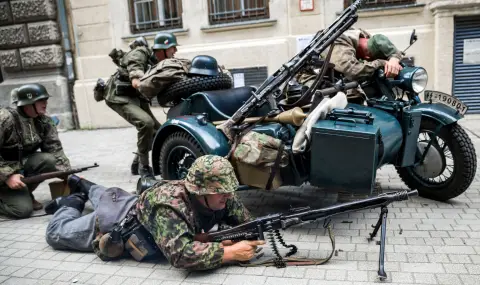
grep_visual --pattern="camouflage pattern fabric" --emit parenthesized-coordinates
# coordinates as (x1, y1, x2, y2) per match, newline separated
(233, 131, 288, 168)
(184, 155, 238, 195)
(0, 107, 71, 184)
(138, 58, 192, 100)
(135, 179, 253, 270)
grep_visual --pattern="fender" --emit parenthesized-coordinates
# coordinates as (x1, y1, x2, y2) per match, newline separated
(409, 102, 463, 126)
(151, 115, 230, 174)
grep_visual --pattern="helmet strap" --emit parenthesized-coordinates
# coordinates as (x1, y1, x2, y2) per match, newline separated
(203, 195, 212, 210)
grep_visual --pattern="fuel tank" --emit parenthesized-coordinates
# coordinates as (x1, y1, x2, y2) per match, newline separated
(309, 103, 404, 195)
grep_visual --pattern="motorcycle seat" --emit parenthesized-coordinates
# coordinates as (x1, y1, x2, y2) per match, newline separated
(170, 86, 272, 121)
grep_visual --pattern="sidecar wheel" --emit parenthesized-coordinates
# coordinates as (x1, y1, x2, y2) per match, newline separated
(396, 119, 477, 201)
(159, 131, 205, 180)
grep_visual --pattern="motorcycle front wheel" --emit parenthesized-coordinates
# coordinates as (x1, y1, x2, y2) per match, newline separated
(396, 118, 477, 201)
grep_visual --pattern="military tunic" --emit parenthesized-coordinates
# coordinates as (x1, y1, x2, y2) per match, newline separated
(103, 46, 162, 165)
(329, 28, 403, 82)
(0, 107, 71, 218)
(135, 180, 252, 270)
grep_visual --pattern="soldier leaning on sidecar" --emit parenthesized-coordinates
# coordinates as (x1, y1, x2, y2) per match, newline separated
(95, 32, 186, 178)
(0, 84, 71, 218)
(297, 28, 404, 104)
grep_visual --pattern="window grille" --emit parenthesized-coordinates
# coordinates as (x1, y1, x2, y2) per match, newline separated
(208, 0, 269, 25)
(344, 0, 416, 9)
(128, 0, 182, 33)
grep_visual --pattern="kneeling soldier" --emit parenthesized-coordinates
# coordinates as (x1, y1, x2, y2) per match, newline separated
(0, 84, 71, 218)
(45, 155, 264, 270)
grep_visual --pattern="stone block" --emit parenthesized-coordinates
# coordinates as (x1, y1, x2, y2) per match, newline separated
(20, 44, 64, 70)
(28, 21, 61, 45)
(0, 1, 13, 25)
(11, 0, 56, 23)
(0, 24, 28, 49)
(0, 49, 21, 71)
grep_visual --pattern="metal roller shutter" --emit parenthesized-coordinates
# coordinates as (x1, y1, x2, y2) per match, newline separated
(453, 16, 480, 114)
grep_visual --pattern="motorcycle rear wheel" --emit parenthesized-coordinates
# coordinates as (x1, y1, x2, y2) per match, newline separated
(396, 119, 477, 201)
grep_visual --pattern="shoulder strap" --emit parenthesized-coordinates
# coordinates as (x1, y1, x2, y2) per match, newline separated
(5, 107, 25, 167)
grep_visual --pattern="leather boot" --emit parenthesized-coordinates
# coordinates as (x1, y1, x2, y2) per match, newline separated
(139, 164, 155, 179)
(68, 175, 96, 198)
(44, 193, 88, 215)
(131, 154, 139, 175)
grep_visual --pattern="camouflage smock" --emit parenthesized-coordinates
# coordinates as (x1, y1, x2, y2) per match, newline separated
(329, 28, 403, 81)
(0, 107, 71, 184)
(135, 180, 252, 270)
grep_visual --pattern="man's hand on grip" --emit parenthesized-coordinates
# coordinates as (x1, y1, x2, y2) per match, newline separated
(6, 174, 26, 189)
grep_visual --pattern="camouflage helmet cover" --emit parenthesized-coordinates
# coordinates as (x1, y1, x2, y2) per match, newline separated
(152, 32, 178, 50)
(184, 155, 239, 195)
(15, 83, 51, 107)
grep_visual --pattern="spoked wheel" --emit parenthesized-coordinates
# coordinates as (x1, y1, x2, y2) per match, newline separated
(396, 119, 477, 201)
(159, 131, 205, 180)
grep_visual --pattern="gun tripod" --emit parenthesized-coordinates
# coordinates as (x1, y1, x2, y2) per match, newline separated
(368, 206, 389, 281)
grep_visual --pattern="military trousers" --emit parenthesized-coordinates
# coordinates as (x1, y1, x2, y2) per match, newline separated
(45, 185, 138, 252)
(106, 96, 161, 165)
(0, 152, 57, 219)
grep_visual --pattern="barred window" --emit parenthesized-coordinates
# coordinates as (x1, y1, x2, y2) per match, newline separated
(344, 0, 416, 9)
(208, 0, 270, 25)
(128, 0, 183, 34)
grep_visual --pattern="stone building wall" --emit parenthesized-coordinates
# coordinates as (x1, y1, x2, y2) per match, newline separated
(0, 0, 74, 130)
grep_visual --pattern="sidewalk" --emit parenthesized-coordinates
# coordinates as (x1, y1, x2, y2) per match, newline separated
(0, 122, 480, 284)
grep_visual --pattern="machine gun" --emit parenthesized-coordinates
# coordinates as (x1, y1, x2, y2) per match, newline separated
(217, 0, 367, 141)
(21, 163, 99, 184)
(195, 189, 418, 280)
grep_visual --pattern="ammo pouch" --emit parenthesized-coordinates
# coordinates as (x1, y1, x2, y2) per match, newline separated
(122, 216, 160, 261)
(115, 81, 136, 96)
(93, 78, 106, 102)
(231, 131, 289, 190)
(99, 211, 161, 262)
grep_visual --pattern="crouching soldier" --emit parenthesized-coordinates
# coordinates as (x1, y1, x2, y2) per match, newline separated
(0, 84, 71, 218)
(44, 155, 264, 270)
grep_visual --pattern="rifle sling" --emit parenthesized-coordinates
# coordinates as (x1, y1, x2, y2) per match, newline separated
(237, 224, 335, 267)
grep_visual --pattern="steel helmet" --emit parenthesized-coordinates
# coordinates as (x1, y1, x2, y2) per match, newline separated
(152, 32, 178, 50)
(15, 83, 50, 107)
(184, 155, 238, 195)
(189, 55, 219, 76)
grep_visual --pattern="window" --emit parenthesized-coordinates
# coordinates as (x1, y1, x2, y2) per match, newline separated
(207, 0, 270, 25)
(344, 0, 416, 9)
(128, 0, 183, 34)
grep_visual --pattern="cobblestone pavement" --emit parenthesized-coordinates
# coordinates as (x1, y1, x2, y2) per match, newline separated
(1, 119, 480, 285)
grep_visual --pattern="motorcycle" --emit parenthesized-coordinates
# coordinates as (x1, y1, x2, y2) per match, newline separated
(149, 0, 477, 202)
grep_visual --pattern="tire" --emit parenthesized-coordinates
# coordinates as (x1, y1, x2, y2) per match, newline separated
(159, 131, 205, 180)
(157, 73, 233, 107)
(396, 119, 477, 201)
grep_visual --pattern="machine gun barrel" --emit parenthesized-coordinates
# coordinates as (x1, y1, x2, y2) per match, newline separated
(217, 0, 367, 139)
(194, 189, 417, 243)
(281, 190, 418, 228)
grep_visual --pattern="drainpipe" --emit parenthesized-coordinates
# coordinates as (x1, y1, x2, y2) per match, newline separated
(57, 0, 80, 129)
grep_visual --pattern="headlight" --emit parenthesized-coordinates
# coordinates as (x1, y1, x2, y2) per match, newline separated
(411, 68, 428, 93)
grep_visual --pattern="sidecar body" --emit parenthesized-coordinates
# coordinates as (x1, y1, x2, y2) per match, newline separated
(151, 78, 461, 196)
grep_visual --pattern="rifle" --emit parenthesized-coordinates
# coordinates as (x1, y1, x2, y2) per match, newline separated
(21, 163, 99, 184)
(195, 189, 418, 280)
(217, 0, 367, 141)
